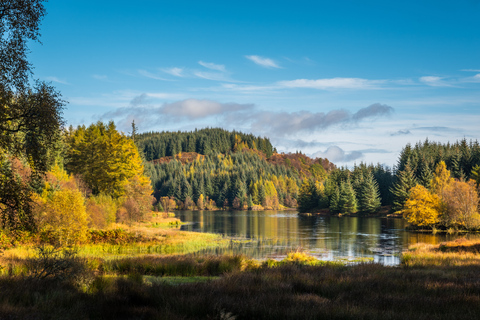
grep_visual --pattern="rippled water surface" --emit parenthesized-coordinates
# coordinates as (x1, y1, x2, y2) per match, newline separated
(176, 210, 480, 265)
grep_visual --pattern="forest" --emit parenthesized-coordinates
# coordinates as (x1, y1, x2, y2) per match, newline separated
(136, 130, 480, 231)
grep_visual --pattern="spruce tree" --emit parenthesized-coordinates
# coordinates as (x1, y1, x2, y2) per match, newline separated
(339, 180, 357, 214)
(359, 172, 381, 214)
(329, 185, 340, 213)
(390, 163, 417, 213)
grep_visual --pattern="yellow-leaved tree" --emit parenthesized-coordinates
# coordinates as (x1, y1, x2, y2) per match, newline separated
(42, 189, 88, 245)
(34, 165, 89, 245)
(401, 185, 442, 227)
(65, 121, 144, 198)
(441, 179, 480, 229)
(117, 174, 154, 223)
(430, 161, 453, 195)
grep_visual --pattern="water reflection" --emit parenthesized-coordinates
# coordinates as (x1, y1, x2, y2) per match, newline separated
(176, 210, 480, 265)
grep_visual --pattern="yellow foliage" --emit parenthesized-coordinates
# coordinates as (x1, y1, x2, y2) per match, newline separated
(401, 184, 442, 227)
(441, 179, 480, 229)
(430, 161, 453, 195)
(42, 189, 89, 245)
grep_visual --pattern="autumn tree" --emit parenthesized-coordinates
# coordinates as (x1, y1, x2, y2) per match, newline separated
(430, 161, 453, 195)
(117, 175, 154, 223)
(197, 194, 205, 210)
(65, 121, 144, 198)
(34, 166, 89, 245)
(401, 185, 442, 227)
(0, 1, 65, 231)
(160, 196, 176, 213)
(441, 180, 480, 229)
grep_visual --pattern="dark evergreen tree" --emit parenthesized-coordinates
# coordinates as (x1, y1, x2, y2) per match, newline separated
(390, 163, 417, 213)
(358, 172, 381, 214)
(338, 180, 357, 214)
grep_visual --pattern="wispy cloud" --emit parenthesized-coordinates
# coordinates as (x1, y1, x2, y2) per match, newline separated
(419, 76, 453, 87)
(226, 103, 394, 137)
(161, 99, 254, 120)
(162, 67, 184, 77)
(198, 61, 226, 72)
(461, 69, 480, 72)
(390, 129, 411, 136)
(46, 76, 69, 85)
(138, 69, 171, 81)
(92, 74, 108, 81)
(462, 73, 480, 83)
(245, 55, 281, 69)
(193, 71, 235, 82)
(100, 98, 254, 130)
(277, 78, 384, 90)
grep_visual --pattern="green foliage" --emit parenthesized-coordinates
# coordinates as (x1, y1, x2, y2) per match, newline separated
(338, 180, 357, 214)
(137, 128, 275, 159)
(298, 179, 317, 213)
(358, 171, 381, 214)
(0, 155, 35, 231)
(391, 163, 417, 213)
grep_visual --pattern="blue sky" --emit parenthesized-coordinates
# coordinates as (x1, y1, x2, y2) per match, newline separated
(29, 0, 480, 167)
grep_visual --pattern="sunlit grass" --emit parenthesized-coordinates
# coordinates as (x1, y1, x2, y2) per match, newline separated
(401, 238, 480, 267)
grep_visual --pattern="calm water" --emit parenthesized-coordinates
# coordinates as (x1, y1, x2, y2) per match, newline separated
(176, 210, 480, 265)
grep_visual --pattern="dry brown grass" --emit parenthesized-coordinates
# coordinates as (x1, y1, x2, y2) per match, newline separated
(402, 238, 480, 267)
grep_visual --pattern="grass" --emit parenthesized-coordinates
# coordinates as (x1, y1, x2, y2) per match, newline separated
(401, 237, 480, 267)
(3, 218, 480, 319)
(1, 254, 480, 319)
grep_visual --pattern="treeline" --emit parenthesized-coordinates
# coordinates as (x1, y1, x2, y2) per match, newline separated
(136, 128, 276, 160)
(144, 149, 332, 210)
(297, 163, 393, 214)
(391, 139, 480, 212)
(297, 138, 480, 226)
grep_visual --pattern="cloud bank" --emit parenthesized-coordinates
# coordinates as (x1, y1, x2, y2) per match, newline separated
(100, 96, 394, 139)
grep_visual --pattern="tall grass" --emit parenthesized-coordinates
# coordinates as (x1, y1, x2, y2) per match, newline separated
(401, 238, 480, 267)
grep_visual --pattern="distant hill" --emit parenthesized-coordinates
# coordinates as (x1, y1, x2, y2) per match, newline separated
(137, 128, 334, 210)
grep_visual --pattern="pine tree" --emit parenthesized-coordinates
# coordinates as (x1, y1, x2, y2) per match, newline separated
(329, 185, 340, 213)
(359, 172, 381, 214)
(339, 180, 357, 214)
(390, 163, 417, 213)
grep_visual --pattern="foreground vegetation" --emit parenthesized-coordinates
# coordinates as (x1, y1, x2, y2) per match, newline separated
(0, 239, 479, 319)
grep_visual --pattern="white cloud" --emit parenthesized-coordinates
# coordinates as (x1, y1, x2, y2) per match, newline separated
(227, 103, 394, 137)
(278, 78, 383, 90)
(419, 76, 452, 87)
(245, 55, 281, 69)
(46, 76, 69, 85)
(160, 99, 253, 119)
(162, 67, 184, 77)
(138, 69, 170, 80)
(312, 146, 363, 163)
(193, 71, 235, 82)
(198, 61, 226, 72)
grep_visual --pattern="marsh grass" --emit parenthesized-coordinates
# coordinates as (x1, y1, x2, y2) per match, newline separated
(1, 259, 480, 319)
(401, 238, 480, 267)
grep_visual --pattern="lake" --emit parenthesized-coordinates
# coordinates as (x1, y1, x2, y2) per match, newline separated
(176, 210, 480, 265)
